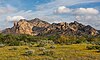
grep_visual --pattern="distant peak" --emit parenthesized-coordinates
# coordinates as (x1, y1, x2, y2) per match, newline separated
(28, 18, 50, 24)
(34, 18, 41, 20)
(74, 21, 78, 23)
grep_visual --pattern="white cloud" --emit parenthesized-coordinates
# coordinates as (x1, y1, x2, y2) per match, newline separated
(74, 8, 99, 15)
(55, 6, 71, 14)
(6, 16, 25, 22)
(55, 7, 99, 15)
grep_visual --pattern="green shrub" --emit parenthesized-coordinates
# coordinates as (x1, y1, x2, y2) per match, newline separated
(38, 47, 46, 51)
(0, 33, 100, 46)
(8, 41, 22, 46)
(97, 48, 100, 52)
(24, 47, 29, 50)
(24, 50, 35, 56)
(94, 41, 100, 45)
(28, 43, 33, 47)
(9, 47, 18, 50)
(47, 40, 55, 45)
(50, 45, 56, 49)
(37, 40, 49, 47)
(37, 42, 46, 47)
(0, 43, 5, 47)
(42, 50, 55, 56)
(57, 35, 82, 44)
(86, 46, 100, 50)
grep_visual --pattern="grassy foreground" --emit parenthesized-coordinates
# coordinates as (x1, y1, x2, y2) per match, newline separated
(0, 44, 100, 60)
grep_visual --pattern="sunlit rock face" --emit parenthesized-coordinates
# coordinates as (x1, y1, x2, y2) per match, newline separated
(2, 18, 50, 35)
(2, 18, 99, 36)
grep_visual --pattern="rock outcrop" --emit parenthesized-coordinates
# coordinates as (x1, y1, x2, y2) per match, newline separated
(2, 18, 99, 36)
(2, 18, 50, 35)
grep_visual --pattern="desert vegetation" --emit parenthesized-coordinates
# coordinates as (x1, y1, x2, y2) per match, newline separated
(0, 33, 100, 46)
(0, 33, 100, 60)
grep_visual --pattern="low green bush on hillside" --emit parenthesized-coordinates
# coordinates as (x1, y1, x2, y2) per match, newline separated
(0, 33, 100, 46)
(86, 45, 100, 50)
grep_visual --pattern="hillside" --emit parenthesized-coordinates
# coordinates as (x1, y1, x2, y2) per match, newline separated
(2, 18, 100, 36)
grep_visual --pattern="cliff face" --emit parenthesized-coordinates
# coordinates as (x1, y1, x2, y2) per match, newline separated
(44, 21, 98, 36)
(2, 18, 99, 36)
(2, 18, 50, 35)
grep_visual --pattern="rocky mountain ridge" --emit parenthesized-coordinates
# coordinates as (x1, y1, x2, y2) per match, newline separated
(2, 18, 100, 36)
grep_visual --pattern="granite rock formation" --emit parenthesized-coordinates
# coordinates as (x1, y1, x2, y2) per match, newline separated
(2, 18, 99, 36)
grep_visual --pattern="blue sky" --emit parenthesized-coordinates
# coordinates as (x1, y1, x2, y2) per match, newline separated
(0, 0, 100, 30)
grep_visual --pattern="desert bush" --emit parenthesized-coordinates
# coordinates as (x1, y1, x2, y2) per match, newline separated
(37, 40, 54, 47)
(38, 40, 55, 47)
(9, 47, 18, 50)
(30, 42, 35, 45)
(24, 47, 29, 50)
(38, 47, 46, 51)
(28, 43, 33, 47)
(50, 45, 56, 49)
(57, 35, 78, 44)
(75, 36, 87, 44)
(0, 33, 100, 46)
(37, 42, 47, 47)
(3, 34, 17, 42)
(47, 40, 55, 45)
(86, 46, 100, 50)
(42, 50, 55, 56)
(57, 35, 67, 44)
(75, 40, 82, 44)
(8, 41, 22, 46)
(86, 36, 100, 43)
(0, 43, 5, 47)
(0, 34, 4, 42)
(24, 50, 35, 56)
(95, 41, 100, 45)
(56, 35, 97, 44)
(97, 48, 100, 52)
